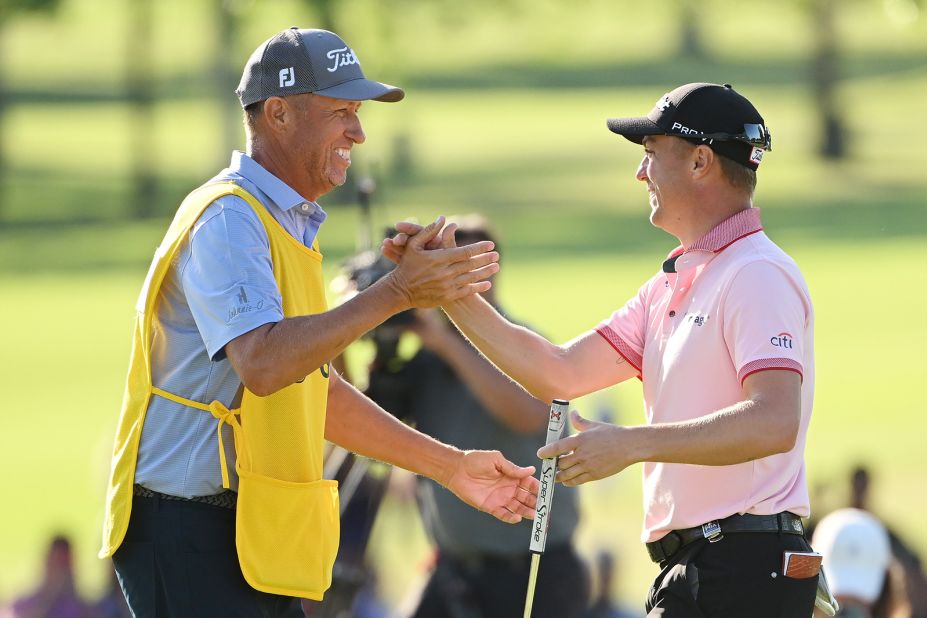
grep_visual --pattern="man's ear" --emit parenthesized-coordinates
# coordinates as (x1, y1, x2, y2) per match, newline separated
(262, 96, 288, 133)
(692, 144, 715, 180)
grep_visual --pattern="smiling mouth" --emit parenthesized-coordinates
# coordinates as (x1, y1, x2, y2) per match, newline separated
(335, 148, 351, 165)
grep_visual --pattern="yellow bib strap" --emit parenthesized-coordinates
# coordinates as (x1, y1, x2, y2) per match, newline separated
(150, 387, 243, 489)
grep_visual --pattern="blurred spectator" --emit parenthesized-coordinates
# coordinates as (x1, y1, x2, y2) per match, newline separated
(582, 551, 641, 618)
(5, 535, 95, 618)
(346, 567, 389, 618)
(369, 216, 589, 617)
(850, 466, 871, 511)
(93, 566, 131, 618)
(849, 466, 927, 618)
(812, 508, 900, 618)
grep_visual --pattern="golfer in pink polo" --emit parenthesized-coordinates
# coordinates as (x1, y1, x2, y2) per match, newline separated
(385, 82, 819, 617)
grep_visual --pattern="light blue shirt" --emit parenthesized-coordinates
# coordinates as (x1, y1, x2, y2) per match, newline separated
(135, 152, 327, 497)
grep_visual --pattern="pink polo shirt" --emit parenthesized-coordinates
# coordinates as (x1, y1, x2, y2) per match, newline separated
(596, 208, 814, 543)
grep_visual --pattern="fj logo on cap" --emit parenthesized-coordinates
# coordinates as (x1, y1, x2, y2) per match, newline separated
(326, 46, 359, 72)
(279, 67, 295, 88)
(750, 147, 764, 164)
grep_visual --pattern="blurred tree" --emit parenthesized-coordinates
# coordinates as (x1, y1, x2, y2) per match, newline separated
(808, 0, 847, 159)
(675, 0, 706, 59)
(126, 0, 156, 218)
(0, 0, 60, 219)
(308, 0, 336, 32)
(215, 0, 243, 162)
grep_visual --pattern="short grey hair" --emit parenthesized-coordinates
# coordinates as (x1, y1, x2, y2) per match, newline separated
(243, 100, 264, 135)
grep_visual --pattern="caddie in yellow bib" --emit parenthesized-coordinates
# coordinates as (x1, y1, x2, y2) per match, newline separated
(101, 180, 339, 599)
(101, 26, 540, 618)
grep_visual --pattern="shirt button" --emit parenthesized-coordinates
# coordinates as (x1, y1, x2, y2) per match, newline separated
(669, 310, 676, 317)
(301, 203, 311, 212)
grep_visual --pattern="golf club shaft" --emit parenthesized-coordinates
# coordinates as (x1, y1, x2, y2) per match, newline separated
(523, 553, 541, 618)
(523, 399, 569, 618)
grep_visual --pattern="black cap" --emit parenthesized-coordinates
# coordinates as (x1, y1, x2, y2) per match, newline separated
(236, 28, 404, 108)
(606, 83, 771, 169)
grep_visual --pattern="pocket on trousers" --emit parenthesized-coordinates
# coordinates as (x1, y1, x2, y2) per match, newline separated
(648, 559, 707, 617)
(236, 470, 340, 600)
(113, 541, 155, 618)
(777, 572, 819, 617)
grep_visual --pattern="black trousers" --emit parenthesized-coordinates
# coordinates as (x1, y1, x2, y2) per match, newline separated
(113, 493, 303, 618)
(646, 532, 819, 617)
(412, 544, 589, 618)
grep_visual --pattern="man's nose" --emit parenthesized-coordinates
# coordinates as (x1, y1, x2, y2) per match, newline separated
(635, 157, 648, 182)
(347, 115, 366, 145)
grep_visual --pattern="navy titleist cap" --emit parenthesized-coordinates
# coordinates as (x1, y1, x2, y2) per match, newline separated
(236, 27, 404, 108)
(607, 83, 771, 169)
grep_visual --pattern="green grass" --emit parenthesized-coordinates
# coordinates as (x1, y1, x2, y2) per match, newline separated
(2, 0, 926, 610)
(0, 274, 138, 599)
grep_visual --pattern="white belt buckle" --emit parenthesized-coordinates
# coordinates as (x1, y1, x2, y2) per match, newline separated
(702, 521, 723, 542)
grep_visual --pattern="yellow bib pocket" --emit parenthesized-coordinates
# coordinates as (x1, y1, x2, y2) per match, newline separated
(236, 470, 340, 600)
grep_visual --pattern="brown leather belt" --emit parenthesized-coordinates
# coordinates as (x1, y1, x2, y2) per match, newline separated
(646, 511, 804, 564)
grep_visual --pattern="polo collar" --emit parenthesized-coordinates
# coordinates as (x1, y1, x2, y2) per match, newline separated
(229, 151, 321, 214)
(663, 208, 763, 273)
(688, 207, 763, 253)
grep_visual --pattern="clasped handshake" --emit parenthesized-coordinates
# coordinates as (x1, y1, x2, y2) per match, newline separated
(378, 216, 499, 309)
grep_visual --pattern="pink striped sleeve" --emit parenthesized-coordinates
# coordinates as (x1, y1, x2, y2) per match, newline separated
(596, 326, 643, 375)
(594, 276, 656, 380)
(738, 358, 803, 384)
(722, 260, 810, 389)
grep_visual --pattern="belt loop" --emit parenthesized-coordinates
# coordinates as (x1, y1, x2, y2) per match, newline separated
(153, 492, 160, 513)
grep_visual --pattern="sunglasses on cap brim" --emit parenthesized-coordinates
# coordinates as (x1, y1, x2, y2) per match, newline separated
(681, 123, 772, 151)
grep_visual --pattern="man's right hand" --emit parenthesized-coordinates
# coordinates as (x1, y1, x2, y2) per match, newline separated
(383, 216, 498, 309)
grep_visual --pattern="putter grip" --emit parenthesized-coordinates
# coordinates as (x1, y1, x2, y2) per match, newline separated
(529, 399, 569, 554)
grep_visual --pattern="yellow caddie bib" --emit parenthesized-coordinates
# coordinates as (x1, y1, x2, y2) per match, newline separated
(99, 182, 340, 600)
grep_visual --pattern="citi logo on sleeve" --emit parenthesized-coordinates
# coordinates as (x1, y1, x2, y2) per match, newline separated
(326, 47, 359, 72)
(770, 332, 794, 349)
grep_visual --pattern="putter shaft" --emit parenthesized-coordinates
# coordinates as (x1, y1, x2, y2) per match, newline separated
(523, 553, 541, 618)
(522, 399, 569, 618)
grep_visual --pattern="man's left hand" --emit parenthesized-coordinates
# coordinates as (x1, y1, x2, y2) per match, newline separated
(444, 451, 538, 523)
